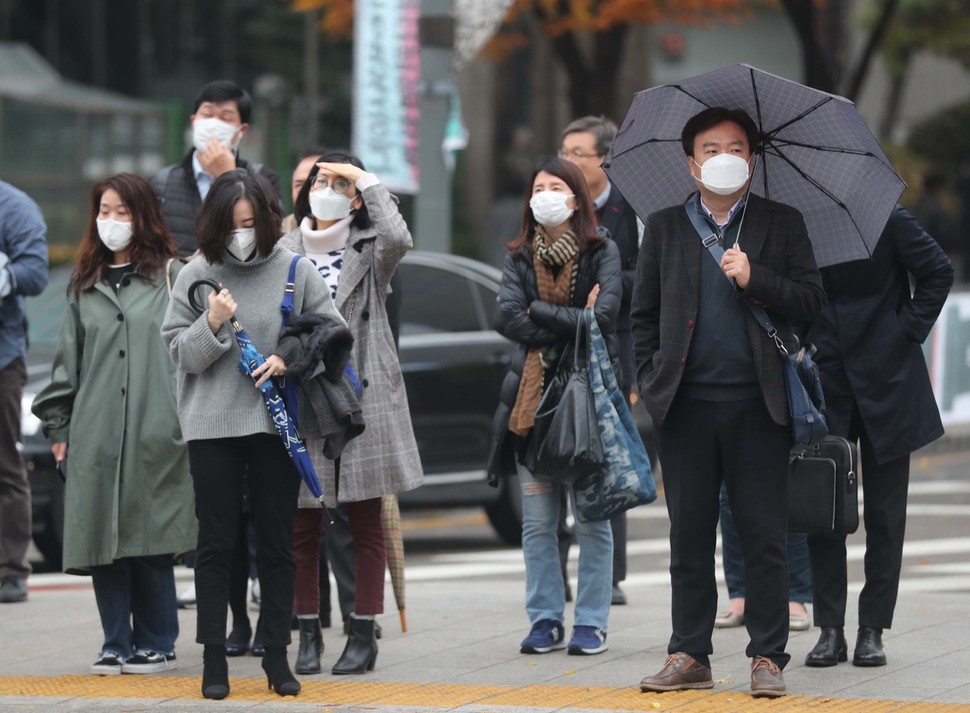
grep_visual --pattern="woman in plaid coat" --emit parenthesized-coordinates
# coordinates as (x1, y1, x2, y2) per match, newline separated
(279, 151, 422, 675)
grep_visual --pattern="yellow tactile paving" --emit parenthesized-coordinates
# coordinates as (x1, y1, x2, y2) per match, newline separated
(0, 675, 967, 711)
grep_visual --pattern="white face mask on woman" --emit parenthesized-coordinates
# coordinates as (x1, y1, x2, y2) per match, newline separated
(226, 228, 256, 260)
(96, 218, 133, 253)
(310, 187, 353, 222)
(192, 117, 240, 154)
(692, 154, 752, 196)
(529, 191, 574, 228)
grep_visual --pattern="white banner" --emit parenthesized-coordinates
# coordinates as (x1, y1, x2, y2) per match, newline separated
(453, 0, 515, 70)
(352, 0, 421, 194)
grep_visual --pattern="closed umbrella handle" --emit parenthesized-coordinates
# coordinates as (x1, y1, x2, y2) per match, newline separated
(187, 278, 223, 314)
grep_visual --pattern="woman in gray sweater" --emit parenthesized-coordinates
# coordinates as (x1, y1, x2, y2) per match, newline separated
(161, 170, 341, 700)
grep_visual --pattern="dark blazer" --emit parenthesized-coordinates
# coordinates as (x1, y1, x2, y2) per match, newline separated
(631, 193, 825, 428)
(487, 237, 622, 481)
(151, 151, 282, 257)
(807, 206, 953, 464)
(598, 185, 639, 332)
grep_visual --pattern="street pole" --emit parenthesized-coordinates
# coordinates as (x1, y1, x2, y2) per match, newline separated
(415, 0, 453, 254)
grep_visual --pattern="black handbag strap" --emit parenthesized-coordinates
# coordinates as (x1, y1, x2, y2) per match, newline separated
(684, 201, 788, 356)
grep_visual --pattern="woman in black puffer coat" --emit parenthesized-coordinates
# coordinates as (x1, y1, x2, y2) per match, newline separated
(487, 156, 621, 657)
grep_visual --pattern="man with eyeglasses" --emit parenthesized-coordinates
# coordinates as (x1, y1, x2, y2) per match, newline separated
(558, 116, 643, 607)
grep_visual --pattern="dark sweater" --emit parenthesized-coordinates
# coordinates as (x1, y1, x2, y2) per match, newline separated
(151, 151, 282, 257)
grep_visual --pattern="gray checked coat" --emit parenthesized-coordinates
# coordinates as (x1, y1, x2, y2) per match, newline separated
(279, 182, 423, 507)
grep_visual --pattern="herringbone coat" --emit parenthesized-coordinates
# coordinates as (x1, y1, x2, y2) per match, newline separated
(631, 193, 825, 429)
(279, 182, 423, 506)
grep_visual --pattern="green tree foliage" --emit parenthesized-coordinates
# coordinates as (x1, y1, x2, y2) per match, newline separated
(906, 100, 970, 180)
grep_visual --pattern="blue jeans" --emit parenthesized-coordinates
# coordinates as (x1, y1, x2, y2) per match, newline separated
(719, 484, 812, 603)
(89, 555, 180, 658)
(517, 463, 613, 630)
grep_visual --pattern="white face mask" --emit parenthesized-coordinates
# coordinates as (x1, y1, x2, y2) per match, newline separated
(530, 191, 574, 227)
(192, 117, 241, 154)
(226, 228, 256, 261)
(96, 218, 133, 253)
(310, 187, 353, 222)
(692, 154, 751, 196)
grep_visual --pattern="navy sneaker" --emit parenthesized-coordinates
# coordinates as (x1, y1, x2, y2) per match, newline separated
(520, 619, 566, 654)
(567, 626, 608, 655)
(91, 652, 124, 676)
(121, 650, 177, 674)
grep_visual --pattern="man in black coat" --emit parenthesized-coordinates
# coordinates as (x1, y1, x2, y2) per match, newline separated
(151, 80, 282, 256)
(633, 108, 824, 698)
(804, 206, 953, 668)
(559, 116, 641, 606)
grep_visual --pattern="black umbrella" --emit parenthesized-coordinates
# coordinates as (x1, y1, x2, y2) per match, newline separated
(604, 64, 905, 267)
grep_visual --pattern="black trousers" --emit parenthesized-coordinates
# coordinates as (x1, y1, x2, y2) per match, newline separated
(658, 395, 791, 669)
(807, 399, 910, 631)
(189, 434, 301, 647)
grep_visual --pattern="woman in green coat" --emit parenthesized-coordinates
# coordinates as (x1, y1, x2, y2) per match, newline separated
(32, 173, 196, 677)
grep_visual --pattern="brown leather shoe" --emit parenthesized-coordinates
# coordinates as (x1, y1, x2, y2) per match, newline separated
(750, 656, 786, 698)
(639, 653, 714, 692)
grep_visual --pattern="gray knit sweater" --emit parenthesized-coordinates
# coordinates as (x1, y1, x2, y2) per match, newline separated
(161, 244, 343, 441)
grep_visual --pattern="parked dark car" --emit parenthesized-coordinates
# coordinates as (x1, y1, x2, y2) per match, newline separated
(22, 251, 656, 567)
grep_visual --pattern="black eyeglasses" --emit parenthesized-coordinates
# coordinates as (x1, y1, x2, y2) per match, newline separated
(558, 149, 601, 160)
(311, 175, 353, 193)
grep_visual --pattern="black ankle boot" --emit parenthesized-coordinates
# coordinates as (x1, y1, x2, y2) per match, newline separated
(332, 617, 378, 675)
(853, 626, 887, 667)
(805, 627, 847, 667)
(202, 644, 229, 700)
(295, 618, 323, 674)
(261, 647, 301, 696)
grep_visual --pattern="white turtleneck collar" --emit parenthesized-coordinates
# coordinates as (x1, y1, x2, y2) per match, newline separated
(300, 215, 352, 255)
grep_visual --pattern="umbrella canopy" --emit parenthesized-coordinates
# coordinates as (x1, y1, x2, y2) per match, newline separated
(381, 494, 407, 632)
(604, 64, 905, 268)
(188, 279, 328, 509)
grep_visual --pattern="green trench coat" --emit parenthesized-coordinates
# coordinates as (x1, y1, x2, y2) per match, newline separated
(32, 264, 197, 573)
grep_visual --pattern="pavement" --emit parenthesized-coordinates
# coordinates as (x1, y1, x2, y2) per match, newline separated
(2, 536, 969, 712)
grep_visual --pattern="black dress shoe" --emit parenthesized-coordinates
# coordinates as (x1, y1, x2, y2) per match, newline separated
(611, 584, 627, 606)
(853, 626, 887, 667)
(225, 623, 252, 657)
(251, 616, 265, 657)
(805, 627, 847, 667)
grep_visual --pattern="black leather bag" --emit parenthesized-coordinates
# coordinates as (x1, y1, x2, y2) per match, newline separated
(788, 435, 859, 535)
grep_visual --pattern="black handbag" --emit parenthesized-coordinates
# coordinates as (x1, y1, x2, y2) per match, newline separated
(530, 311, 605, 484)
(787, 435, 859, 535)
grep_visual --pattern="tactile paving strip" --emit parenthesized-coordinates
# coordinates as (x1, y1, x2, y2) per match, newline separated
(0, 675, 966, 711)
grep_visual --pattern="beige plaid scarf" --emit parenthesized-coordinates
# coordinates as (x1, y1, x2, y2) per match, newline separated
(508, 228, 579, 437)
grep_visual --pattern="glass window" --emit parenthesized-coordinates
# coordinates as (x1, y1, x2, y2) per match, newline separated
(398, 263, 481, 335)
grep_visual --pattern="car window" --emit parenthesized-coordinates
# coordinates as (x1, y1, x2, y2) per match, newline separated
(398, 263, 483, 335)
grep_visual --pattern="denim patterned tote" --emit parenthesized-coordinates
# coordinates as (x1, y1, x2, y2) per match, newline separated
(572, 309, 657, 522)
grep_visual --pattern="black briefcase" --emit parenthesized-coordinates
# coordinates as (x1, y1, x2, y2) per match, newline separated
(787, 435, 859, 535)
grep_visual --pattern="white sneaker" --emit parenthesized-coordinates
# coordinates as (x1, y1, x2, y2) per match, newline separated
(177, 584, 196, 609)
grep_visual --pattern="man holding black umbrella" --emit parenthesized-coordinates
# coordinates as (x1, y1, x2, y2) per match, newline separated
(632, 107, 824, 698)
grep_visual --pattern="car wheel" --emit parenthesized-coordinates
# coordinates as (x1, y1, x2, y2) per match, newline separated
(485, 474, 522, 546)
